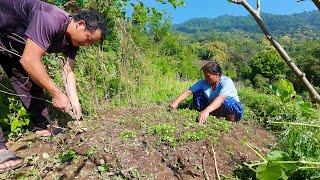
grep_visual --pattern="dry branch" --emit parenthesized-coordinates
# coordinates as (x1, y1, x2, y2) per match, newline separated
(202, 152, 210, 180)
(312, 0, 320, 10)
(212, 147, 221, 180)
(297, 0, 320, 11)
(256, 0, 260, 16)
(229, 0, 320, 103)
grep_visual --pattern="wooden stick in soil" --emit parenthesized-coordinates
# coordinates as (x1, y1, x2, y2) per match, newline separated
(202, 152, 210, 180)
(212, 147, 221, 180)
(106, 167, 135, 176)
(268, 121, 320, 128)
(62, 59, 87, 134)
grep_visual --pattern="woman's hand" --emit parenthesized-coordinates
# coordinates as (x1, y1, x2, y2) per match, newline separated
(198, 110, 209, 124)
(168, 103, 178, 112)
(168, 90, 192, 112)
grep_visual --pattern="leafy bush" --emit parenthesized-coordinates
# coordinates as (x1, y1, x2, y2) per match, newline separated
(197, 41, 228, 63)
(176, 46, 202, 80)
(251, 49, 287, 80)
(239, 86, 320, 125)
(120, 129, 137, 141)
(0, 92, 31, 138)
(150, 123, 177, 146)
(107, 77, 124, 99)
(223, 62, 238, 80)
(291, 40, 320, 88)
(252, 74, 269, 92)
(58, 149, 78, 163)
(159, 34, 182, 56)
(238, 82, 320, 179)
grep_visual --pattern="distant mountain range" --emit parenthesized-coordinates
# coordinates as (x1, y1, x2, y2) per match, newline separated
(173, 11, 320, 38)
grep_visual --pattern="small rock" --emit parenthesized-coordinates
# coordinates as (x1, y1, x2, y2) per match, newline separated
(42, 153, 50, 159)
(98, 159, 105, 165)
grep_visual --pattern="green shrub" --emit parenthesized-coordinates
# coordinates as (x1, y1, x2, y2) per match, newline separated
(223, 62, 238, 80)
(0, 91, 31, 138)
(238, 84, 320, 179)
(252, 74, 269, 92)
(150, 123, 177, 146)
(159, 34, 182, 56)
(58, 149, 78, 163)
(107, 77, 124, 99)
(120, 129, 137, 141)
(239, 87, 320, 124)
(251, 49, 287, 80)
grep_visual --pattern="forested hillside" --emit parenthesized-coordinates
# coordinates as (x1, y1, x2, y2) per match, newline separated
(173, 11, 320, 38)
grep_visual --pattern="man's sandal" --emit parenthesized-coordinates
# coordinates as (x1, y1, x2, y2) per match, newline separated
(0, 150, 23, 173)
(33, 125, 63, 137)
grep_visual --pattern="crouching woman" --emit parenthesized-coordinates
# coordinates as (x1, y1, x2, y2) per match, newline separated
(169, 62, 243, 124)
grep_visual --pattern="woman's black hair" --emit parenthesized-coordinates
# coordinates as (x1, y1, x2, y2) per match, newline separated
(74, 10, 108, 41)
(201, 61, 222, 76)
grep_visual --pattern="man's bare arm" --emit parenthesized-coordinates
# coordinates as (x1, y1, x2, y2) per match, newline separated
(20, 38, 71, 112)
(63, 57, 82, 120)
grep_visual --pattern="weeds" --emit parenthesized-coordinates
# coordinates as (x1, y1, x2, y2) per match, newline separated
(98, 163, 110, 174)
(180, 130, 206, 141)
(236, 81, 320, 179)
(120, 129, 137, 142)
(0, 95, 31, 138)
(85, 147, 97, 159)
(58, 149, 78, 164)
(150, 122, 177, 147)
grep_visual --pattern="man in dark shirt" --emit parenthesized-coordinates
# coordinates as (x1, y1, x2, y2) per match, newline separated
(0, 0, 106, 172)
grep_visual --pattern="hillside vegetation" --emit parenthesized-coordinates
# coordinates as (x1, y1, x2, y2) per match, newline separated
(173, 11, 320, 39)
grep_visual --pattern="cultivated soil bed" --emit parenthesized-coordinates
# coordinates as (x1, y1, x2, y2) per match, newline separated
(2, 106, 276, 179)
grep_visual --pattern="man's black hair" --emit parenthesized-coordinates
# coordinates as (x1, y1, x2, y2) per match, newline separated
(74, 10, 107, 41)
(201, 61, 222, 76)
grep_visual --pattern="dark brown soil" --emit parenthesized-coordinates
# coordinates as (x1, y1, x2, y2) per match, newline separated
(3, 106, 276, 179)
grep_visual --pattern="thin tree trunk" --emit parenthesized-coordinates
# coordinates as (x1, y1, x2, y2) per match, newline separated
(297, 0, 320, 10)
(297, 0, 320, 11)
(312, 0, 320, 10)
(229, 0, 320, 103)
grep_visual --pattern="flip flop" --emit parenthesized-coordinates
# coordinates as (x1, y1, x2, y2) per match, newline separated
(0, 150, 23, 173)
(33, 125, 63, 137)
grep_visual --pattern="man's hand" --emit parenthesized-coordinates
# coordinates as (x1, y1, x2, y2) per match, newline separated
(63, 57, 83, 120)
(198, 110, 209, 124)
(70, 105, 83, 120)
(52, 92, 71, 113)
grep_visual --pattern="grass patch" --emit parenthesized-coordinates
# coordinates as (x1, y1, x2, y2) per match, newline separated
(120, 129, 137, 142)
(150, 122, 177, 147)
(58, 149, 78, 164)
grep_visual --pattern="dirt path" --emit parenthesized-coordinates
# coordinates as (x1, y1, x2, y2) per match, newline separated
(2, 106, 276, 179)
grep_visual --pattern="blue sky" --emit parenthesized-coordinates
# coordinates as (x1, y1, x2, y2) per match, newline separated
(137, 0, 317, 24)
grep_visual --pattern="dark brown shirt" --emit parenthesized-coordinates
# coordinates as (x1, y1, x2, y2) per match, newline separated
(0, 0, 78, 59)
